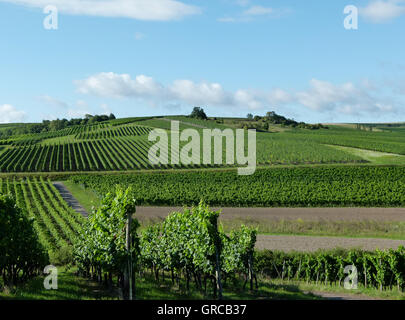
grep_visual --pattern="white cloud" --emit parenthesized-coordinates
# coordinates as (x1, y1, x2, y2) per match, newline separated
(76, 100, 88, 108)
(67, 109, 90, 118)
(39, 95, 68, 109)
(0, 0, 201, 21)
(360, 0, 405, 23)
(218, 5, 290, 23)
(243, 6, 273, 16)
(169, 80, 231, 105)
(295, 79, 395, 115)
(75, 72, 163, 98)
(0, 104, 27, 123)
(236, 0, 250, 7)
(75, 72, 404, 115)
(75, 72, 403, 117)
(217, 17, 237, 23)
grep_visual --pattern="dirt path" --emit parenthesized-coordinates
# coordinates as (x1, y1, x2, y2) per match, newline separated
(53, 182, 88, 218)
(49, 187, 405, 252)
(255, 235, 405, 252)
(135, 206, 405, 222)
(309, 291, 382, 300)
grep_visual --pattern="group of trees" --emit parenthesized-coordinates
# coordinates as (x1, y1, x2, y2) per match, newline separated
(190, 107, 208, 120)
(41, 114, 116, 132)
(0, 114, 116, 138)
(245, 111, 327, 130)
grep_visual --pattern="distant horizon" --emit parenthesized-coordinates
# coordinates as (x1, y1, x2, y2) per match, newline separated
(1, 113, 405, 126)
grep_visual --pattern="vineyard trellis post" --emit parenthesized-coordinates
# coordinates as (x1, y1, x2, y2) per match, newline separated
(125, 208, 133, 300)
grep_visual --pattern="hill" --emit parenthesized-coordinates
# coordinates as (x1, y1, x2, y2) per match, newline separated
(0, 114, 405, 173)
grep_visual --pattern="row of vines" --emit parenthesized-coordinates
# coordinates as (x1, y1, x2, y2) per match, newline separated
(0, 136, 224, 172)
(0, 177, 84, 252)
(74, 125, 151, 140)
(70, 166, 405, 207)
(74, 194, 257, 299)
(256, 248, 405, 292)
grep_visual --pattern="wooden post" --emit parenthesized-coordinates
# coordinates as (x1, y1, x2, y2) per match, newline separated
(125, 210, 133, 300)
(248, 254, 254, 290)
(215, 249, 223, 300)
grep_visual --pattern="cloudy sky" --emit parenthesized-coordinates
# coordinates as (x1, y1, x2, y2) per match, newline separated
(1, 0, 405, 123)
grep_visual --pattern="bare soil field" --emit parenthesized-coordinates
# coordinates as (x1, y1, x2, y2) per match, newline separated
(255, 235, 405, 252)
(135, 206, 405, 222)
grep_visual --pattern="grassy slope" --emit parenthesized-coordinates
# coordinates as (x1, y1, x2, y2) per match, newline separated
(329, 145, 405, 165)
(62, 180, 101, 213)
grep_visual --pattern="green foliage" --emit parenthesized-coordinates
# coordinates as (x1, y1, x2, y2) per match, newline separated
(71, 166, 405, 207)
(0, 177, 83, 253)
(222, 226, 257, 274)
(255, 247, 405, 291)
(0, 193, 49, 286)
(190, 107, 208, 120)
(140, 202, 221, 275)
(49, 245, 74, 266)
(138, 203, 257, 296)
(74, 187, 139, 276)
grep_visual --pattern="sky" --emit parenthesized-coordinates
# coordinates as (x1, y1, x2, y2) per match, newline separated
(1, 0, 405, 124)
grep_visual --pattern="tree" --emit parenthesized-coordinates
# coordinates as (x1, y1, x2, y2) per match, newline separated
(246, 113, 253, 120)
(109, 113, 116, 120)
(190, 107, 207, 120)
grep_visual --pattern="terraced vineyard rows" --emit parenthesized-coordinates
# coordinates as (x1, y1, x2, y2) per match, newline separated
(2, 118, 405, 173)
(8, 123, 111, 146)
(0, 177, 84, 251)
(0, 138, 179, 172)
(75, 125, 152, 139)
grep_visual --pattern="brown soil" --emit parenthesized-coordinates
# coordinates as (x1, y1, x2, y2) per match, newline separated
(255, 235, 405, 252)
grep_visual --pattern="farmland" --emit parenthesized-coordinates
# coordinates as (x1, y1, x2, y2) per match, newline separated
(1, 115, 405, 301)
(69, 166, 405, 207)
(0, 177, 84, 252)
(3, 116, 405, 173)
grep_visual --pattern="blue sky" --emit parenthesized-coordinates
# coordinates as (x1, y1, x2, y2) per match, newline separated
(1, 0, 405, 123)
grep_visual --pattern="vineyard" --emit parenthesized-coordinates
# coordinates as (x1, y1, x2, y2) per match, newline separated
(256, 247, 405, 292)
(1, 177, 405, 299)
(0, 177, 84, 252)
(1, 116, 405, 300)
(2, 116, 405, 173)
(70, 166, 405, 207)
(73, 190, 405, 299)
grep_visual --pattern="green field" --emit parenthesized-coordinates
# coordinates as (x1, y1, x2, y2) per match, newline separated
(69, 166, 405, 207)
(2, 116, 405, 173)
(2, 115, 405, 300)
